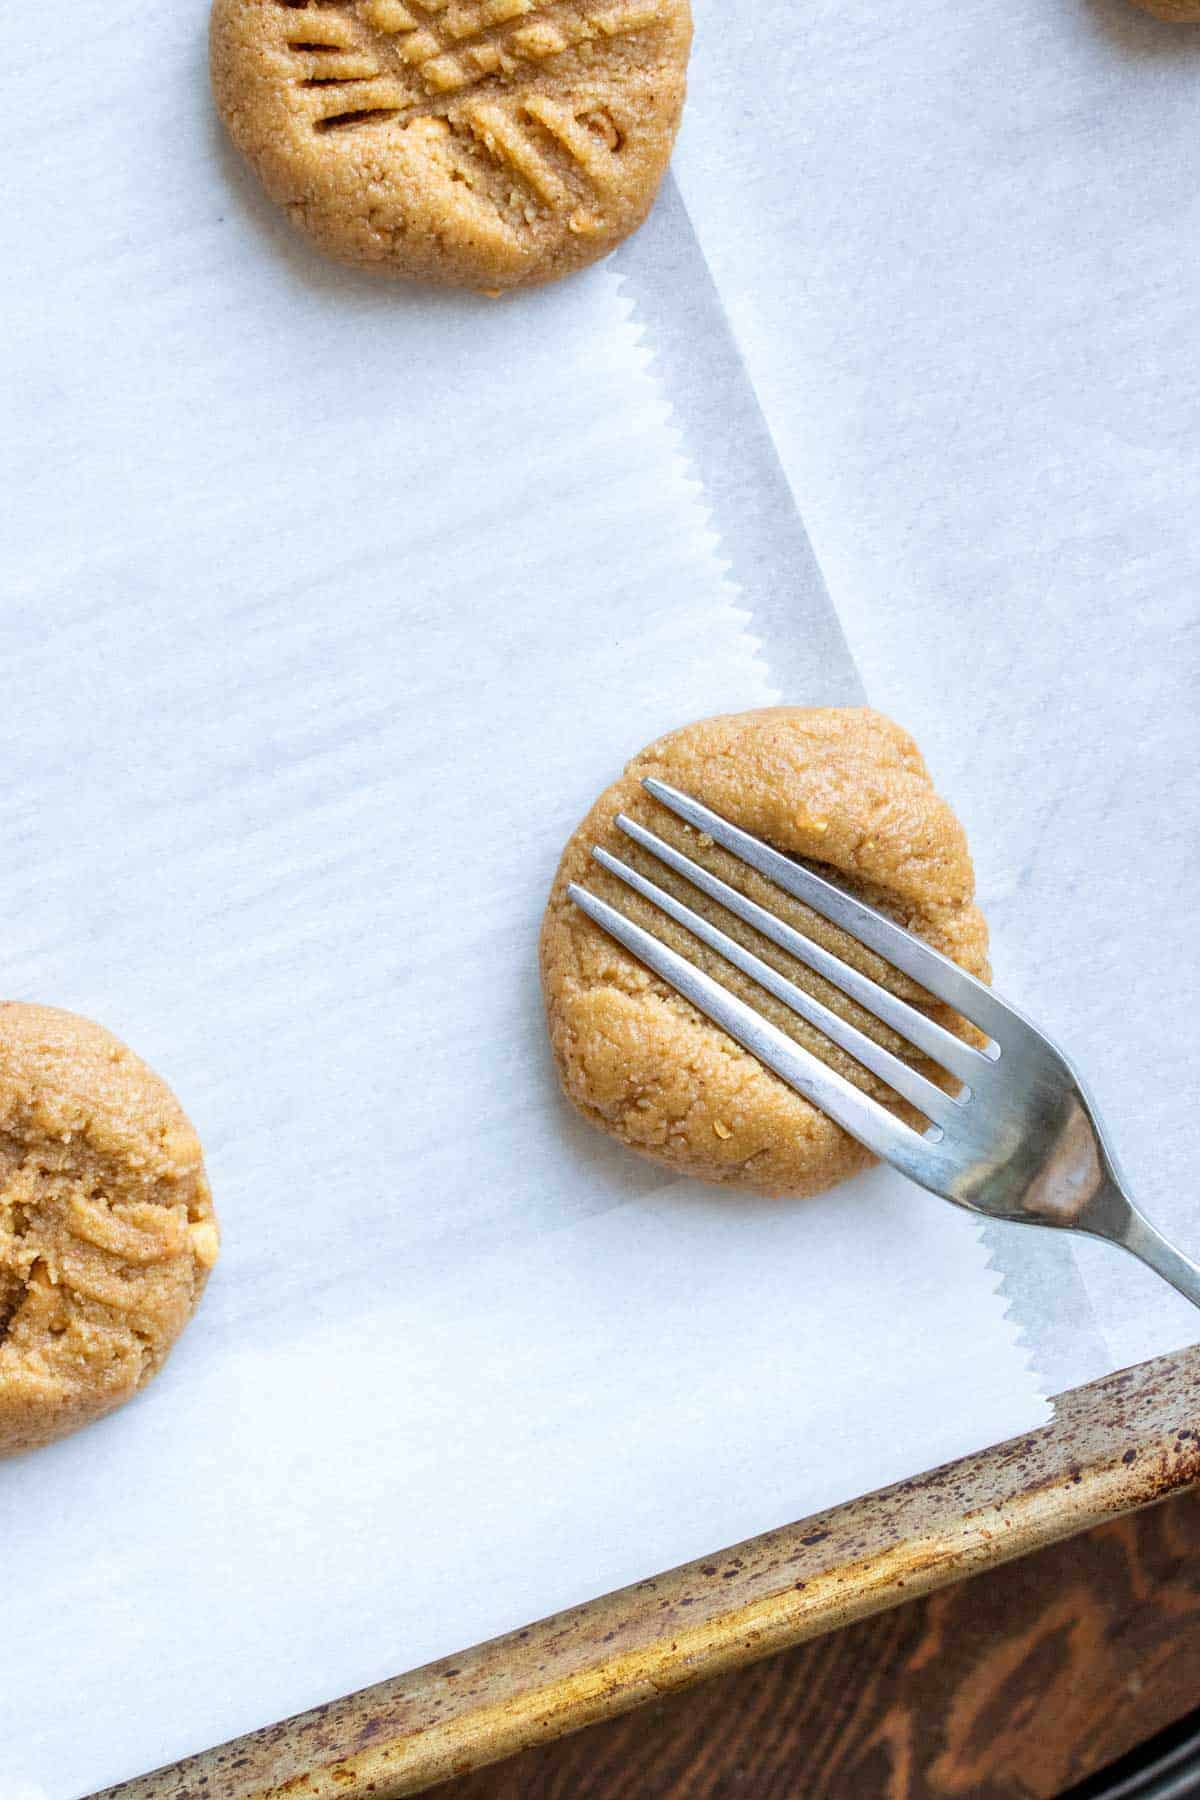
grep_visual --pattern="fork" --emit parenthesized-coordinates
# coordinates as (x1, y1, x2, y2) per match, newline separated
(569, 778, 1200, 1309)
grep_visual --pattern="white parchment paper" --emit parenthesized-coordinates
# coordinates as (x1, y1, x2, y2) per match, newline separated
(0, 8, 1052, 1796)
(675, 0, 1200, 1394)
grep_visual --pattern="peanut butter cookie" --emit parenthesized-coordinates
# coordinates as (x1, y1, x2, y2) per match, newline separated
(0, 1005, 218, 1458)
(210, 0, 692, 288)
(541, 708, 990, 1200)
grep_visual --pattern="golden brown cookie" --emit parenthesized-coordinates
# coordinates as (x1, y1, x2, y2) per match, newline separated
(210, 0, 692, 289)
(541, 708, 990, 1200)
(0, 1005, 218, 1458)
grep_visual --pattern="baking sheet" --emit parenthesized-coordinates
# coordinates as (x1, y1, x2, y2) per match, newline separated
(0, 9, 1054, 1797)
(674, 0, 1200, 1395)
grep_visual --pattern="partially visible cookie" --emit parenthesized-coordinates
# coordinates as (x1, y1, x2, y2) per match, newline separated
(210, 0, 692, 289)
(0, 1005, 218, 1458)
(541, 708, 990, 1201)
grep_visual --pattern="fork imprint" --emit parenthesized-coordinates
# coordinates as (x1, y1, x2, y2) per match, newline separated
(278, 0, 654, 220)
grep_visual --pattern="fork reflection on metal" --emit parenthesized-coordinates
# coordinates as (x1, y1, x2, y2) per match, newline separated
(569, 778, 1200, 1310)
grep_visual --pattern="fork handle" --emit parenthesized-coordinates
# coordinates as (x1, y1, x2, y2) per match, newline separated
(1108, 1199, 1200, 1312)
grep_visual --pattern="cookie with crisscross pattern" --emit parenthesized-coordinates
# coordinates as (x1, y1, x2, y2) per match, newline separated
(211, 0, 692, 287)
(0, 1005, 217, 1457)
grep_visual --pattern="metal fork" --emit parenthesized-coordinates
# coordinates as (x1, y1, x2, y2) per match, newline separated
(569, 778, 1200, 1309)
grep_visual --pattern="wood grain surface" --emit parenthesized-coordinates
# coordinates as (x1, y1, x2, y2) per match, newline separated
(431, 1491, 1200, 1799)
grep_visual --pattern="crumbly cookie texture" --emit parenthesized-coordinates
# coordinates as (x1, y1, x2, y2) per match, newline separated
(0, 1005, 218, 1458)
(210, 0, 692, 289)
(541, 708, 990, 1200)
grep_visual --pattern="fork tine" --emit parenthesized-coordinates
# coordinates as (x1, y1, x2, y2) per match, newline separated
(642, 778, 1008, 1042)
(568, 883, 947, 1186)
(616, 813, 984, 1087)
(593, 848, 961, 1128)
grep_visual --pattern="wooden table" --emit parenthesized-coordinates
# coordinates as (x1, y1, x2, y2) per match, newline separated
(431, 1486, 1200, 1798)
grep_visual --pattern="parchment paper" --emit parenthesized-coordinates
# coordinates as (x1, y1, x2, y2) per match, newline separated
(0, 9, 1051, 1797)
(675, 0, 1200, 1395)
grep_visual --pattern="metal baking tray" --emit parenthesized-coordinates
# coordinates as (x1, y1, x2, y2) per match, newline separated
(97, 1346, 1200, 1799)
(85, 208, 1200, 1800)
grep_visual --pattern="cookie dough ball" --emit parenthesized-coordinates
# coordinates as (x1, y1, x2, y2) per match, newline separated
(541, 708, 990, 1200)
(0, 1005, 218, 1457)
(210, 0, 692, 289)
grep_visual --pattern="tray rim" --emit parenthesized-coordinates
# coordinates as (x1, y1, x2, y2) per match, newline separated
(95, 1344, 1200, 1800)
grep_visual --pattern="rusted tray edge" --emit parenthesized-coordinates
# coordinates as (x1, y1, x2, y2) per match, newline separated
(96, 1346, 1200, 1800)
